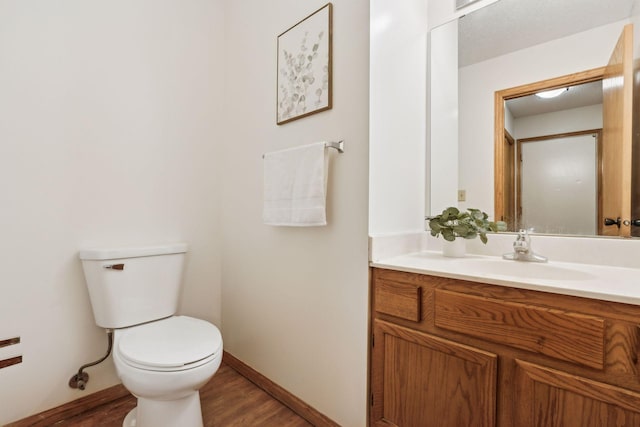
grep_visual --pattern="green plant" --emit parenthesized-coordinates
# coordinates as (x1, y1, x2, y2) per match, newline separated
(428, 207, 498, 244)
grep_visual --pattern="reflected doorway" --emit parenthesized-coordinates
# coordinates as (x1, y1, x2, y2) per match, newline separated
(517, 130, 601, 235)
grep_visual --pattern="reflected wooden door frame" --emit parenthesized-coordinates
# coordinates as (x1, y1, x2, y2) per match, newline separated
(494, 67, 606, 226)
(503, 129, 515, 229)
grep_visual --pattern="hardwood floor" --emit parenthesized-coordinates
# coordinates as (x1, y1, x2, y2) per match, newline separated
(47, 363, 313, 427)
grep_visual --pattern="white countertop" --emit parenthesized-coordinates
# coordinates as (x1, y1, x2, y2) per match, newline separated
(371, 251, 640, 306)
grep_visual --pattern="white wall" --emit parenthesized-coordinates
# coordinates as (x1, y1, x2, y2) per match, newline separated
(220, 1, 370, 426)
(458, 19, 630, 217)
(513, 104, 603, 139)
(367, 0, 505, 247)
(0, 0, 224, 424)
(369, 0, 428, 235)
(368, 0, 496, 234)
(428, 19, 459, 215)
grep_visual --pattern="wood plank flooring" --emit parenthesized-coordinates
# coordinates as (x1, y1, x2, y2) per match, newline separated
(49, 363, 313, 426)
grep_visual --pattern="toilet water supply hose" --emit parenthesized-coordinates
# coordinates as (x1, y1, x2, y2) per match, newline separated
(68, 329, 114, 391)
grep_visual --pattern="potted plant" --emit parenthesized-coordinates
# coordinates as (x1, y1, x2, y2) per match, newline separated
(428, 207, 498, 256)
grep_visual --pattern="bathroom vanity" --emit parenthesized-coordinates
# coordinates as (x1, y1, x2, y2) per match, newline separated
(369, 255, 640, 426)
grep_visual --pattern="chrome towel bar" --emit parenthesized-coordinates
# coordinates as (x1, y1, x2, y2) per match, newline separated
(262, 140, 344, 158)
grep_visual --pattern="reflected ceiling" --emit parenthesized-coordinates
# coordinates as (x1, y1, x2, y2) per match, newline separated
(458, 0, 636, 67)
(506, 80, 603, 117)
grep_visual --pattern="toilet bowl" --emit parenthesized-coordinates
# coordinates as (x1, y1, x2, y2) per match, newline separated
(113, 316, 223, 427)
(79, 243, 223, 427)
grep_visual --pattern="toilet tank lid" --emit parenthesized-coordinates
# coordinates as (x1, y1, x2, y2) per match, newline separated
(79, 243, 188, 260)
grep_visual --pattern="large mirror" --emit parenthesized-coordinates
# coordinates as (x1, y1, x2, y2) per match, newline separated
(428, 0, 640, 238)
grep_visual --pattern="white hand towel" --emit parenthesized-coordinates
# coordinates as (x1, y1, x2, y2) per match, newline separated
(263, 142, 328, 226)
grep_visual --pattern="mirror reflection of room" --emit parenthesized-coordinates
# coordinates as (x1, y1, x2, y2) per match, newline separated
(494, 21, 635, 237)
(502, 81, 603, 236)
(429, 0, 640, 238)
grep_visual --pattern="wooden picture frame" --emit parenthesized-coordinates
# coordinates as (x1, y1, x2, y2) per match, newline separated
(276, 3, 333, 125)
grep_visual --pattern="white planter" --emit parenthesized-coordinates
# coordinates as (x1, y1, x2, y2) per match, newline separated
(442, 238, 466, 257)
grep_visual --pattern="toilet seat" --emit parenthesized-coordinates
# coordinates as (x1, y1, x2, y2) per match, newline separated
(117, 316, 222, 372)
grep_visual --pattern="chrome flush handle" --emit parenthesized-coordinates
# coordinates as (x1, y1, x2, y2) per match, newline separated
(103, 264, 125, 270)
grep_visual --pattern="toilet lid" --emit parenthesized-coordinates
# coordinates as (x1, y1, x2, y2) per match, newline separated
(118, 316, 222, 369)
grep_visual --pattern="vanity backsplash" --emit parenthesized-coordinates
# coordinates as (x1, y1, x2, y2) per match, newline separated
(370, 231, 640, 270)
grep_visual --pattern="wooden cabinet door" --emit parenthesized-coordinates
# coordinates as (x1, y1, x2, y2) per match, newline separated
(515, 359, 640, 426)
(371, 320, 497, 427)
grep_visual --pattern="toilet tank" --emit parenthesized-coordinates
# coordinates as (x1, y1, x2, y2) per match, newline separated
(79, 243, 188, 329)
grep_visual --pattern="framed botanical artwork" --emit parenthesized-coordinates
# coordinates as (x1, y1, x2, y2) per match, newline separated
(276, 3, 333, 125)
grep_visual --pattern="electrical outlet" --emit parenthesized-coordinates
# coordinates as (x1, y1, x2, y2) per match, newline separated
(458, 190, 466, 202)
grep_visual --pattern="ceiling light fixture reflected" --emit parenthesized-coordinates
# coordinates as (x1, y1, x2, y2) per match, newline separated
(535, 87, 569, 99)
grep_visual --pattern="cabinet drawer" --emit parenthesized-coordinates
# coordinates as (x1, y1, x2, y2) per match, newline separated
(434, 289, 605, 369)
(375, 279, 422, 322)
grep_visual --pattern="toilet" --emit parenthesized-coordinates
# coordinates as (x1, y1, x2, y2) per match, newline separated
(79, 243, 222, 427)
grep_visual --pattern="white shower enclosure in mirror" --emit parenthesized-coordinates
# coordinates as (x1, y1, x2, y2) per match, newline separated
(428, 0, 640, 237)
